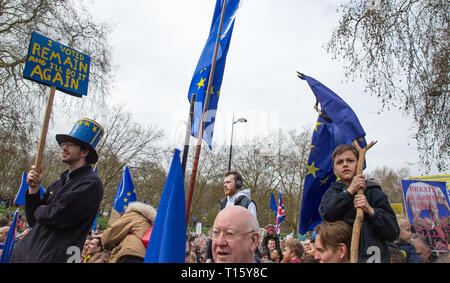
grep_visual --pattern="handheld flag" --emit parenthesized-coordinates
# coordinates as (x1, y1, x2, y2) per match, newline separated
(188, 0, 241, 148)
(113, 166, 137, 213)
(90, 165, 99, 232)
(14, 172, 45, 206)
(144, 149, 186, 263)
(298, 74, 367, 234)
(89, 215, 98, 233)
(299, 73, 367, 142)
(275, 191, 285, 235)
(270, 192, 277, 217)
(0, 209, 19, 263)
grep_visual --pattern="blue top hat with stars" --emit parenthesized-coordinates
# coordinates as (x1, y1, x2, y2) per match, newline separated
(56, 118, 104, 164)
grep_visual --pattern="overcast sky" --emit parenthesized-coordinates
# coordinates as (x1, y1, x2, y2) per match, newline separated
(61, 0, 439, 177)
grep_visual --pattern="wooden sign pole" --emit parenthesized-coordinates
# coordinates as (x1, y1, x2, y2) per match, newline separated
(349, 139, 377, 263)
(34, 86, 56, 174)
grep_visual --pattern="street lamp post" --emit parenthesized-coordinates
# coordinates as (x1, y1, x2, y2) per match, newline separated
(228, 112, 247, 171)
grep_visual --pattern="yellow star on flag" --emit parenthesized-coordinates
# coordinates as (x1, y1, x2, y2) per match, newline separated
(320, 176, 330, 186)
(123, 198, 128, 203)
(314, 122, 323, 132)
(92, 126, 97, 132)
(197, 77, 206, 90)
(306, 161, 320, 178)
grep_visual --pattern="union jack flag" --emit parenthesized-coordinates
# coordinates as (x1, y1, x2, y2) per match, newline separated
(275, 191, 285, 235)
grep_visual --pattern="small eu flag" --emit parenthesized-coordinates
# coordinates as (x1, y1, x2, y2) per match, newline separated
(113, 166, 137, 213)
(270, 192, 277, 217)
(0, 209, 19, 263)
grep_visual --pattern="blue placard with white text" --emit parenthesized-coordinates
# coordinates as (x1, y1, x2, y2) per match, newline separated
(23, 32, 90, 97)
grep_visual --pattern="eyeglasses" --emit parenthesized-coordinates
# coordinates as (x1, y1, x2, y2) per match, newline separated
(211, 229, 255, 242)
(61, 142, 77, 148)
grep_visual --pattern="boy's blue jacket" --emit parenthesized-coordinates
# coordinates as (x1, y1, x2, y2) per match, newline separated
(319, 180, 400, 263)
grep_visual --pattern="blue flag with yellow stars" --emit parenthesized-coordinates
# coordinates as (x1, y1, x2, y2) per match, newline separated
(113, 166, 137, 213)
(188, 0, 241, 149)
(298, 74, 367, 234)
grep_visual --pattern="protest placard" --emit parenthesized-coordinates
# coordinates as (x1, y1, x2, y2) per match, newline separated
(23, 32, 90, 97)
(402, 180, 450, 252)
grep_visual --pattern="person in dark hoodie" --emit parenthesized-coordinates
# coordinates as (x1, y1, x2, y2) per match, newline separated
(319, 144, 399, 263)
(11, 119, 104, 263)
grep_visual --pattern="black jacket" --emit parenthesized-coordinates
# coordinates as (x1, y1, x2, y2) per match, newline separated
(11, 164, 103, 263)
(319, 180, 399, 263)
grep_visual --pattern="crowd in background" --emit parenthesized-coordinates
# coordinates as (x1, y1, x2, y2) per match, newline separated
(1, 209, 448, 263)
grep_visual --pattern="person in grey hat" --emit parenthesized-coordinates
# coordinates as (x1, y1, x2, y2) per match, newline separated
(10, 118, 104, 263)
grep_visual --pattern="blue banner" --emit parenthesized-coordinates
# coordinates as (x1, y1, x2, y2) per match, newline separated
(23, 32, 90, 97)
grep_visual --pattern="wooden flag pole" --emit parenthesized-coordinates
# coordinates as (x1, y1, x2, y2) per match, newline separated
(34, 86, 56, 174)
(186, 0, 228, 227)
(182, 93, 196, 177)
(349, 139, 377, 263)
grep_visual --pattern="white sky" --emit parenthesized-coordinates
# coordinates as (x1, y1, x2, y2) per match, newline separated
(59, 0, 441, 177)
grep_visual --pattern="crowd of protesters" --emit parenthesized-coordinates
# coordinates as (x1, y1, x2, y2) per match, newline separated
(1, 204, 449, 263)
(0, 131, 448, 264)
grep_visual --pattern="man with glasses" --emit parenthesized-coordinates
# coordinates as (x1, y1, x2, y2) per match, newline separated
(211, 206, 260, 263)
(11, 119, 104, 263)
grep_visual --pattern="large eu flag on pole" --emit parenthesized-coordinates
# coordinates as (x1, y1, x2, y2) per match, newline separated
(298, 74, 367, 234)
(144, 149, 186, 263)
(187, 0, 241, 148)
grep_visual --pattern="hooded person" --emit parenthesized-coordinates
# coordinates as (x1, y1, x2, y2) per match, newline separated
(11, 118, 104, 263)
(102, 201, 157, 263)
(219, 171, 258, 220)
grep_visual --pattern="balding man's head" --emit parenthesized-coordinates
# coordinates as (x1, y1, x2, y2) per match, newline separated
(212, 206, 259, 263)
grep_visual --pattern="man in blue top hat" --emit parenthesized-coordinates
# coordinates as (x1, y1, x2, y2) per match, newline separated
(11, 119, 104, 263)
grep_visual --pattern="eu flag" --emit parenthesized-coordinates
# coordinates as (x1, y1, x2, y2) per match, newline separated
(0, 209, 19, 263)
(270, 192, 277, 217)
(188, 0, 241, 148)
(144, 149, 186, 263)
(113, 166, 137, 213)
(14, 172, 45, 206)
(298, 74, 367, 234)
